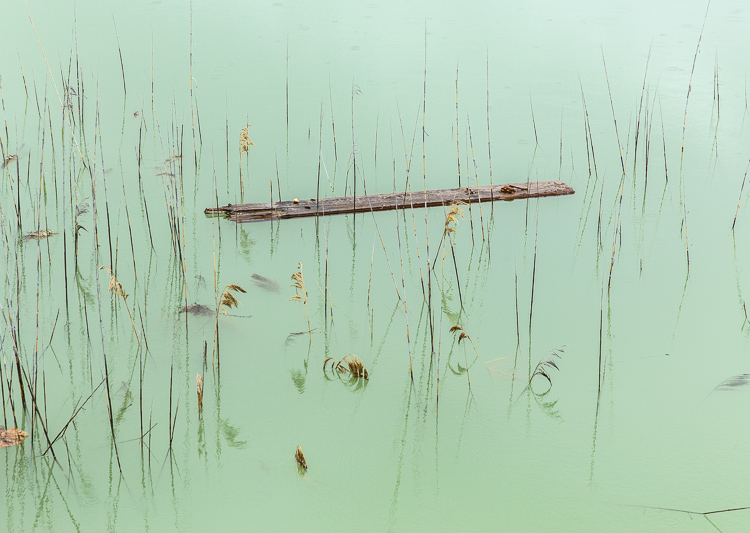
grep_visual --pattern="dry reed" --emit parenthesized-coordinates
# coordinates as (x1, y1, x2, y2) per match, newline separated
(295, 445, 307, 470)
(213, 283, 246, 365)
(529, 347, 564, 391)
(239, 124, 254, 198)
(323, 354, 369, 380)
(100, 265, 140, 345)
(196, 373, 204, 414)
(289, 263, 312, 339)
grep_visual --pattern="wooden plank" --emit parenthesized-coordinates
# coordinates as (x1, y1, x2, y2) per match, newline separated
(204, 180, 574, 223)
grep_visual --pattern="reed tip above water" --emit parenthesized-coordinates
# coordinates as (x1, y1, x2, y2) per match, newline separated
(295, 445, 307, 470)
(240, 125, 255, 156)
(100, 265, 128, 300)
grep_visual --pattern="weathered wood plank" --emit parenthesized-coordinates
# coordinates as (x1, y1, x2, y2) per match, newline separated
(204, 181, 574, 223)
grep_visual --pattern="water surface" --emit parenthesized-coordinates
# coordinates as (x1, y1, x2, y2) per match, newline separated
(2, 1, 750, 531)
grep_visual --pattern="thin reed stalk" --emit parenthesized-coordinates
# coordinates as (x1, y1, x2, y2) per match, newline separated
(486, 53, 494, 206)
(456, 63, 461, 188)
(317, 102, 323, 216)
(329, 76, 337, 162)
(467, 115, 485, 242)
(422, 24, 434, 354)
(680, 2, 711, 174)
(528, 203, 539, 372)
(112, 16, 126, 96)
(394, 207, 414, 382)
(601, 50, 625, 176)
(732, 159, 750, 231)
(189, 0, 198, 165)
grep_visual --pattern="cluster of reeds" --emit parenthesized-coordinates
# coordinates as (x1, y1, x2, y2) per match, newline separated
(2, 4, 737, 499)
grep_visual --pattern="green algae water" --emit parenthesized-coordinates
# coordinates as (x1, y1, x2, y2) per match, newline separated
(2, 0, 750, 531)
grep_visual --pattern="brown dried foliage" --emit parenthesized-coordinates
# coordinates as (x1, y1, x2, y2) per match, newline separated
(239, 125, 255, 156)
(100, 265, 128, 301)
(23, 229, 55, 240)
(196, 373, 204, 413)
(0, 427, 29, 448)
(295, 445, 307, 470)
(324, 354, 369, 380)
(219, 284, 245, 316)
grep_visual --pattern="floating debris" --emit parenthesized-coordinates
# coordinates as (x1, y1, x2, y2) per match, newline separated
(712, 374, 750, 392)
(179, 303, 213, 316)
(1, 154, 18, 170)
(23, 229, 55, 240)
(205, 181, 575, 223)
(252, 273, 280, 293)
(0, 427, 29, 448)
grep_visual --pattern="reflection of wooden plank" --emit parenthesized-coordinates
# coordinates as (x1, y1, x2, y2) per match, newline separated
(204, 181, 575, 223)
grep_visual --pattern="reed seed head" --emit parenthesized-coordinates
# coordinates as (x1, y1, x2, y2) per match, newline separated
(289, 264, 308, 304)
(295, 445, 308, 470)
(240, 125, 255, 156)
(218, 284, 245, 315)
(100, 265, 129, 301)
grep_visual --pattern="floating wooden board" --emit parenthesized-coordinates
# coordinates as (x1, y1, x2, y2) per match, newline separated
(204, 181, 574, 223)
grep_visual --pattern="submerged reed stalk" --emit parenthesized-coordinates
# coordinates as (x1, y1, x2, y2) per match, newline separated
(289, 262, 311, 339)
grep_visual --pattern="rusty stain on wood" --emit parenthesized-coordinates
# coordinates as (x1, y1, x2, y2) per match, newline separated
(204, 181, 574, 223)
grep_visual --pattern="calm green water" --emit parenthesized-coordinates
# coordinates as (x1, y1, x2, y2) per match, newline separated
(2, 0, 750, 531)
